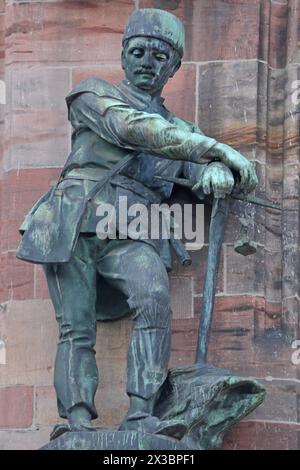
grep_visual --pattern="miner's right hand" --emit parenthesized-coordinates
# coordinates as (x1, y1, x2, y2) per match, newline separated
(208, 142, 258, 194)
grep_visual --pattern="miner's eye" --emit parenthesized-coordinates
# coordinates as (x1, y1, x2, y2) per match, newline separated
(131, 48, 144, 58)
(155, 53, 168, 61)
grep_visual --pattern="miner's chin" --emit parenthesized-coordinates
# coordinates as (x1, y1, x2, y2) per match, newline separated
(133, 75, 156, 88)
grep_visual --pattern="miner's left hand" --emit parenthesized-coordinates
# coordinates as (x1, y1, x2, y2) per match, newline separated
(192, 162, 235, 199)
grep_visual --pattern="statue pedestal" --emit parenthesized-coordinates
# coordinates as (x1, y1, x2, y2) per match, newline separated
(41, 364, 266, 450)
(41, 430, 189, 450)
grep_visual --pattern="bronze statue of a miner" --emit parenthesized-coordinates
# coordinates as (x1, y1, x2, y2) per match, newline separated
(17, 9, 262, 446)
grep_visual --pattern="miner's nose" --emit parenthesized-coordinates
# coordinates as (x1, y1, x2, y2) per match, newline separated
(140, 50, 154, 68)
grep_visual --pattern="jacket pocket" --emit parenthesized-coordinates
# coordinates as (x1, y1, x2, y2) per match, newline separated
(16, 184, 87, 264)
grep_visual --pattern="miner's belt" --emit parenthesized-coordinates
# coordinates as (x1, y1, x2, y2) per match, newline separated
(64, 169, 162, 204)
(110, 175, 162, 204)
(65, 167, 110, 181)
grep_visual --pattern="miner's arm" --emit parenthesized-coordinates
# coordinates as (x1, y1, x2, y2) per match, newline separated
(70, 92, 257, 192)
(71, 92, 217, 162)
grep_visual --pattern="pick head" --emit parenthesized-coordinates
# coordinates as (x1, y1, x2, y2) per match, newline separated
(234, 239, 257, 256)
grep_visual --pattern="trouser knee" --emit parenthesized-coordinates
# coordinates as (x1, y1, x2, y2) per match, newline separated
(128, 284, 171, 329)
(59, 326, 96, 349)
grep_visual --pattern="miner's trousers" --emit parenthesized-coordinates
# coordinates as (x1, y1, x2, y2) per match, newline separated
(44, 234, 172, 419)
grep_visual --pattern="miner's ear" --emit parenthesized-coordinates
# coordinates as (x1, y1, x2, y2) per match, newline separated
(170, 59, 181, 78)
(121, 49, 126, 70)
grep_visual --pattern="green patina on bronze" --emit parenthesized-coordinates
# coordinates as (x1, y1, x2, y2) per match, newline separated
(16, 8, 264, 449)
(123, 8, 185, 57)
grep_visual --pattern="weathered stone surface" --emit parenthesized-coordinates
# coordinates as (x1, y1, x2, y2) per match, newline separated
(282, 246, 299, 300)
(4, 252, 34, 300)
(257, 0, 270, 65)
(139, 0, 261, 62)
(163, 63, 196, 122)
(265, 68, 286, 162)
(96, 317, 132, 361)
(192, 296, 296, 381)
(173, 295, 283, 377)
(4, 65, 70, 170)
(0, 426, 53, 450)
(207, 295, 256, 367)
(253, 297, 282, 336)
(34, 264, 49, 299)
(256, 61, 268, 164)
(170, 317, 198, 367)
(72, 66, 124, 88)
(0, 255, 7, 303)
(0, 386, 33, 428)
(0, 13, 4, 65)
(250, 378, 299, 423)
(35, 386, 58, 427)
(225, 245, 264, 296)
(268, 1, 288, 69)
(171, 245, 224, 296)
(0, 300, 130, 426)
(258, 0, 299, 68)
(0, 300, 57, 386)
(0, 0, 299, 453)
(253, 57, 284, 306)
(169, 276, 193, 319)
(283, 66, 299, 166)
(286, 0, 300, 65)
(0, 168, 61, 252)
(9, 66, 70, 111)
(282, 297, 300, 341)
(282, 166, 300, 219)
(264, 250, 282, 303)
(223, 420, 300, 450)
(224, 179, 266, 247)
(197, 60, 258, 153)
(5, 1, 135, 65)
(0, 11, 5, 177)
(95, 321, 130, 426)
(94, 379, 129, 427)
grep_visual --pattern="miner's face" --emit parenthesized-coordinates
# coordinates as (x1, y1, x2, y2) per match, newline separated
(122, 37, 181, 96)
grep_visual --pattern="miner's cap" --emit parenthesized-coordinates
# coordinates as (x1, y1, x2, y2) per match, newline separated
(123, 8, 185, 58)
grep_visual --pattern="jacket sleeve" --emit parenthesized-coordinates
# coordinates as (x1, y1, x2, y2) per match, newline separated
(69, 92, 218, 164)
(182, 124, 209, 182)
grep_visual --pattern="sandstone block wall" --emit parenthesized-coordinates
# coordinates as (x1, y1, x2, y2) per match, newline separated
(0, 0, 299, 450)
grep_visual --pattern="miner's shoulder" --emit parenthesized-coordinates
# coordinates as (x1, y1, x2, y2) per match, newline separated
(66, 77, 123, 107)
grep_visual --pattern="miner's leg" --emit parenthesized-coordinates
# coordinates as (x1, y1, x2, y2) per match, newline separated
(44, 235, 101, 436)
(97, 240, 186, 437)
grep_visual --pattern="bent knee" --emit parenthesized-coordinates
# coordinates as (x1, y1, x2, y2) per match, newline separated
(128, 284, 171, 328)
(129, 281, 170, 310)
(153, 285, 170, 308)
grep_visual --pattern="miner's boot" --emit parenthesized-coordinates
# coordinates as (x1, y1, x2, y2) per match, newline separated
(118, 395, 187, 439)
